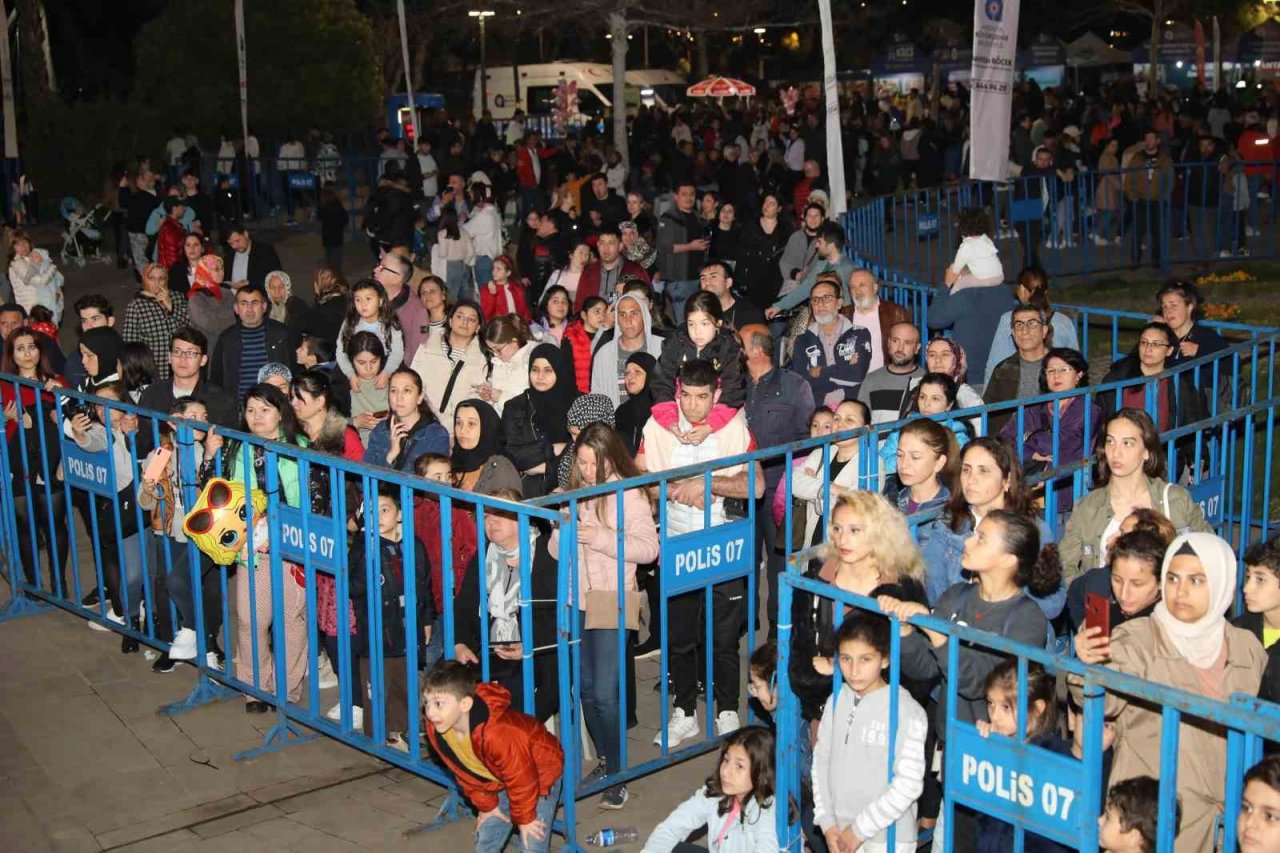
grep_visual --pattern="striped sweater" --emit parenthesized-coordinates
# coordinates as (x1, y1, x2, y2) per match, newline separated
(812, 683, 928, 852)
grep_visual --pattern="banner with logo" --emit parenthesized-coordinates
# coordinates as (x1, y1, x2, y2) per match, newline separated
(969, 0, 1021, 182)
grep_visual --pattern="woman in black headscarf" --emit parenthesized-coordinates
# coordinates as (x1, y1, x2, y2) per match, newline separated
(501, 343, 580, 498)
(451, 398, 520, 494)
(614, 351, 656, 457)
(77, 327, 125, 392)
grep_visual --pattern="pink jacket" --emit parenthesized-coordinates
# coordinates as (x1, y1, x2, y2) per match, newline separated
(548, 476, 659, 611)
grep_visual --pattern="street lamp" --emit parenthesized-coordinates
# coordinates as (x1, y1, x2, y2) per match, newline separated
(470, 10, 496, 116)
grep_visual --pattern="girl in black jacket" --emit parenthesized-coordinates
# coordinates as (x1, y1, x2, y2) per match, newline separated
(650, 290, 746, 408)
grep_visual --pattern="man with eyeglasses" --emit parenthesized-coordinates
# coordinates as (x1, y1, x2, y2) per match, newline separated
(138, 327, 238, 432)
(985, 303, 1052, 434)
(788, 276, 872, 408)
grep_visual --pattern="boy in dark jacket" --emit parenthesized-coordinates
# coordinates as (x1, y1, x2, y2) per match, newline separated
(1234, 537, 1280, 705)
(424, 661, 564, 852)
(349, 487, 433, 748)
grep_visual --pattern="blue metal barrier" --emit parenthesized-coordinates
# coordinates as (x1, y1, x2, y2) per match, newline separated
(0, 333, 1277, 848)
(844, 161, 1280, 285)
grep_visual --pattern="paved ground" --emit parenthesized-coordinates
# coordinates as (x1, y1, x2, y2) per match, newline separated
(1, 227, 722, 851)
(0, 602, 713, 852)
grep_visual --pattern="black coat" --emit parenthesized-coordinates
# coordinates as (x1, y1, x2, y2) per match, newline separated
(209, 320, 299, 393)
(349, 535, 433, 659)
(1232, 610, 1280, 706)
(1100, 356, 1207, 430)
(222, 239, 283, 289)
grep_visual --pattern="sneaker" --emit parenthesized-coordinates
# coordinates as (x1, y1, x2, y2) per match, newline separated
(88, 608, 123, 632)
(1219, 249, 1234, 258)
(169, 628, 198, 661)
(1091, 234, 1110, 247)
(715, 710, 741, 736)
(316, 655, 338, 689)
(387, 733, 409, 752)
(1237, 247, 1252, 257)
(653, 707, 699, 747)
(599, 785, 629, 810)
(325, 704, 364, 728)
(81, 589, 100, 607)
(152, 653, 177, 674)
(581, 759, 608, 786)
(206, 650, 224, 671)
(1112, 237, 1124, 246)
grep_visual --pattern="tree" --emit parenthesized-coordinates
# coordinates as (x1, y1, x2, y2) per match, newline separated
(133, 0, 381, 139)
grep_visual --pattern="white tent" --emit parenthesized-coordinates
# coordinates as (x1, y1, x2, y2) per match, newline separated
(1066, 32, 1133, 67)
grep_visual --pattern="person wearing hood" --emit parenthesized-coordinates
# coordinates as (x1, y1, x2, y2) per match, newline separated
(75, 326, 125, 393)
(554, 393, 617, 490)
(590, 292, 664, 407)
(450, 398, 520, 494)
(1071, 532, 1266, 853)
(787, 275, 872, 408)
(615, 351, 656, 457)
(265, 270, 307, 326)
(451, 485, 561, 723)
(122, 263, 190, 381)
(500, 343, 580, 498)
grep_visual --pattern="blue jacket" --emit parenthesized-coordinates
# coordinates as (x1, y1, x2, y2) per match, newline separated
(920, 512, 1067, 620)
(363, 417, 449, 472)
(745, 365, 815, 493)
(926, 284, 1015, 386)
(790, 319, 873, 406)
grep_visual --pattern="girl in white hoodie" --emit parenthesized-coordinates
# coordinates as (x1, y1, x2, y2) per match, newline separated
(944, 208, 1004, 294)
(643, 727, 781, 853)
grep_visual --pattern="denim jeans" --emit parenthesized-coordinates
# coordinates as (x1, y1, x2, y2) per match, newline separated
(116, 533, 145, 620)
(1247, 173, 1263, 236)
(581, 624, 626, 775)
(474, 777, 561, 853)
(423, 615, 444, 670)
(446, 261, 473, 302)
(665, 279, 700, 325)
(474, 255, 495, 290)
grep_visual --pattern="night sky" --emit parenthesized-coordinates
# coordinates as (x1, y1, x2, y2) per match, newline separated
(44, 0, 167, 99)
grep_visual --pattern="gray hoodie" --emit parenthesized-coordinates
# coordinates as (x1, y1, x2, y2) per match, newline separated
(812, 683, 928, 852)
(590, 294, 664, 407)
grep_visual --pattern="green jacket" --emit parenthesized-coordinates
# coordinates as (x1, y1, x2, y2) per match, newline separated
(1059, 477, 1211, 582)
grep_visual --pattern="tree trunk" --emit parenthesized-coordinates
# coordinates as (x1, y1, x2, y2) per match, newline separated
(609, 9, 629, 167)
(1147, 0, 1162, 96)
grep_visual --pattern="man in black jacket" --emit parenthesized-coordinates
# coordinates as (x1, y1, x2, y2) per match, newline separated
(136, 327, 239, 457)
(223, 223, 283, 291)
(210, 284, 298, 398)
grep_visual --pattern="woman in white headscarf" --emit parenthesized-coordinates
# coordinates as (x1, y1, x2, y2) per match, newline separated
(1071, 532, 1266, 853)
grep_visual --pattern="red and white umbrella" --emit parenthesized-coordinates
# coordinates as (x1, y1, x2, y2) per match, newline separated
(685, 76, 757, 98)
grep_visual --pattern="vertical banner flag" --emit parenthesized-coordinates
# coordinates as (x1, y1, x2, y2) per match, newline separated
(0, 0, 17, 159)
(969, 0, 1021, 181)
(235, 0, 249, 156)
(396, 0, 416, 139)
(817, 0, 847, 216)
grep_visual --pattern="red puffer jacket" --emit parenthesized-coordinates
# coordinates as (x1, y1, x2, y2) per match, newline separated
(479, 280, 531, 324)
(562, 318, 597, 394)
(425, 682, 564, 825)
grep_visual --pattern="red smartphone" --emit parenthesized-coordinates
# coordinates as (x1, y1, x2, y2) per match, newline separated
(1084, 592, 1111, 640)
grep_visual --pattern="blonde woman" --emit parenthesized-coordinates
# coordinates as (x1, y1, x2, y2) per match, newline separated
(785, 490, 929, 792)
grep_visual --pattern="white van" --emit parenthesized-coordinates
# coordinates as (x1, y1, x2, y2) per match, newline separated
(473, 62, 683, 121)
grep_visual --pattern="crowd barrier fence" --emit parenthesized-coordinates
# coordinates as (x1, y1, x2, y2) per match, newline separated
(1, 300, 1278, 847)
(844, 160, 1280, 285)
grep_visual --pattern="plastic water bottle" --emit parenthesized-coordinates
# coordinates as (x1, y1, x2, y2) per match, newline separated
(585, 826, 639, 846)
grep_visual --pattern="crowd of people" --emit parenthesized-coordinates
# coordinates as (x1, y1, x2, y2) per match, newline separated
(1, 82, 1276, 851)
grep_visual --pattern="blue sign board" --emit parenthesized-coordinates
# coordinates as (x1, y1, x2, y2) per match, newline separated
(276, 506, 341, 572)
(947, 722, 1086, 847)
(287, 172, 318, 191)
(1188, 476, 1226, 527)
(1010, 199, 1044, 224)
(661, 518, 754, 597)
(917, 213, 940, 238)
(61, 443, 115, 498)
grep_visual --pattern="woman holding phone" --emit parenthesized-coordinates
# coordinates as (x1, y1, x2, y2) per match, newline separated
(363, 367, 449, 473)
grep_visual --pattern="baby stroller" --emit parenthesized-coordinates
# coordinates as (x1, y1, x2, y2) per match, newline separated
(59, 197, 113, 267)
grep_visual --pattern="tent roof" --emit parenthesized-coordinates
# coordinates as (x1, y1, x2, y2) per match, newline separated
(1066, 32, 1132, 67)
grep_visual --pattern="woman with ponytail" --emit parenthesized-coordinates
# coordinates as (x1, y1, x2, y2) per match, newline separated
(880, 509, 1060, 735)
